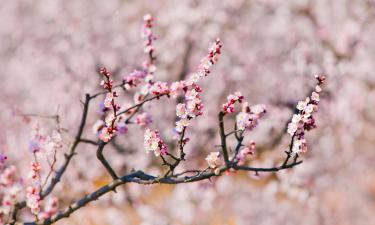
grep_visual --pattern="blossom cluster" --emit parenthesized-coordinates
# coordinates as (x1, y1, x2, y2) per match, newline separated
(0, 163, 22, 223)
(123, 70, 147, 90)
(174, 39, 222, 134)
(26, 186, 41, 215)
(144, 129, 168, 157)
(287, 75, 326, 154)
(236, 141, 256, 165)
(99, 67, 121, 142)
(205, 152, 221, 169)
(142, 14, 157, 82)
(149, 81, 170, 96)
(26, 162, 41, 215)
(222, 91, 244, 114)
(232, 102, 266, 132)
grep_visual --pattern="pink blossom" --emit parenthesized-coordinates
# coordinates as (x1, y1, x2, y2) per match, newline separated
(28, 162, 41, 181)
(99, 127, 113, 142)
(144, 129, 168, 156)
(176, 103, 188, 118)
(123, 70, 147, 89)
(26, 186, 41, 215)
(104, 93, 114, 108)
(236, 103, 266, 131)
(205, 152, 221, 169)
(287, 75, 326, 154)
(236, 141, 256, 165)
(175, 118, 189, 133)
(222, 91, 244, 114)
(0, 165, 16, 186)
(149, 81, 170, 96)
(170, 81, 185, 98)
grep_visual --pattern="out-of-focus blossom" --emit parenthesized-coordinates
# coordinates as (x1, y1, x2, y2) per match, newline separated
(123, 70, 147, 89)
(26, 186, 41, 215)
(135, 112, 153, 128)
(236, 141, 256, 165)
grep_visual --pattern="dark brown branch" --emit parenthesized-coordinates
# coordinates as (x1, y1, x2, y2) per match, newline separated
(24, 159, 301, 225)
(218, 112, 230, 166)
(90, 82, 125, 99)
(96, 141, 119, 180)
(117, 94, 166, 116)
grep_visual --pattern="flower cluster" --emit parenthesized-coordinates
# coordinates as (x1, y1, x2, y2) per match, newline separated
(28, 162, 41, 180)
(205, 152, 222, 174)
(287, 75, 326, 154)
(236, 102, 267, 130)
(149, 81, 170, 96)
(197, 38, 222, 77)
(144, 129, 168, 157)
(99, 67, 121, 142)
(142, 14, 157, 82)
(123, 70, 147, 90)
(135, 112, 153, 128)
(26, 186, 41, 215)
(0, 163, 22, 222)
(175, 85, 204, 133)
(222, 91, 244, 114)
(172, 39, 222, 134)
(236, 141, 256, 165)
(26, 162, 41, 215)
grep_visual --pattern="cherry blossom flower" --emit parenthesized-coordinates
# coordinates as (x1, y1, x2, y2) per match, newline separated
(236, 103, 266, 131)
(144, 129, 168, 156)
(222, 91, 244, 114)
(205, 152, 221, 169)
(28, 162, 41, 181)
(104, 93, 114, 108)
(149, 81, 170, 96)
(170, 81, 185, 98)
(175, 118, 190, 133)
(99, 127, 113, 143)
(236, 141, 256, 165)
(176, 103, 188, 118)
